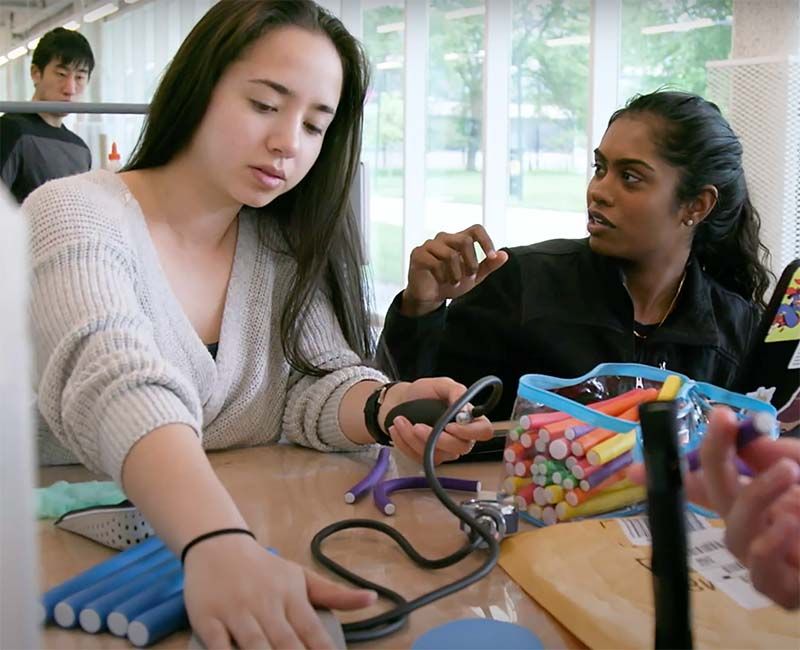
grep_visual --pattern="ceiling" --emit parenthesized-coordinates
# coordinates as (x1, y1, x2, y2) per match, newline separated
(1, 1, 62, 30)
(0, 1, 88, 51)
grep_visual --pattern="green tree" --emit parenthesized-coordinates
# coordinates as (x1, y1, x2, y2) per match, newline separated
(362, 5, 406, 171)
(512, 0, 590, 131)
(428, 0, 486, 171)
(619, 0, 732, 98)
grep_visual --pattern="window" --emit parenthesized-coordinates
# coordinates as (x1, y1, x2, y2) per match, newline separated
(619, 0, 733, 101)
(362, 1, 406, 313)
(507, 0, 590, 247)
(425, 1, 486, 236)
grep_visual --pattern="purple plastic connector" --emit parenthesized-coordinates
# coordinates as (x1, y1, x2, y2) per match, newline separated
(344, 447, 391, 504)
(373, 476, 481, 516)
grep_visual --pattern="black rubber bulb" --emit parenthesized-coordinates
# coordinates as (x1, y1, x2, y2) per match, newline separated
(383, 399, 450, 433)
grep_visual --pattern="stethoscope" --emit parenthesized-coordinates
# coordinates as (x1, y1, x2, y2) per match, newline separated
(310, 375, 512, 644)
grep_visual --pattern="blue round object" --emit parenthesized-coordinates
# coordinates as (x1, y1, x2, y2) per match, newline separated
(412, 618, 544, 650)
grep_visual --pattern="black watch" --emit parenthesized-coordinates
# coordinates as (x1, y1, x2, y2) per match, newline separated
(363, 382, 399, 445)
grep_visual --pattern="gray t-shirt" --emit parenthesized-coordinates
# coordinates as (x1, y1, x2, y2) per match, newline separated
(1, 112, 91, 204)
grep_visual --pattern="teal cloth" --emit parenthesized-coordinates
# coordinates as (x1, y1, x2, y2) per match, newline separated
(36, 480, 127, 519)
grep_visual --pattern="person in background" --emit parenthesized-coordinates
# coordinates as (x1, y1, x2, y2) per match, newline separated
(378, 90, 772, 423)
(24, 2, 491, 648)
(1, 27, 94, 203)
(629, 406, 800, 610)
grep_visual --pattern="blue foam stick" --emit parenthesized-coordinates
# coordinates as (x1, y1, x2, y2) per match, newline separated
(106, 572, 184, 637)
(54, 546, 175, 628)
(79, 556, 181, 633)
(39, 535, 164, 624)
(126, 592, 187, 648)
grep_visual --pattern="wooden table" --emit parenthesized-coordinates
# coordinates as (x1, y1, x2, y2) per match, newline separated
(39, 445, 582, 648)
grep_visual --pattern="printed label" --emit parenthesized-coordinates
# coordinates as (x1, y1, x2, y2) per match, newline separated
(789, 340, 800, 370)
(618, 511, 710, 546)
(687, 528, 773, 609)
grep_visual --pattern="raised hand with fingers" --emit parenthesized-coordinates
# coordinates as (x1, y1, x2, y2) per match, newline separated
(401, 224, 509, 317)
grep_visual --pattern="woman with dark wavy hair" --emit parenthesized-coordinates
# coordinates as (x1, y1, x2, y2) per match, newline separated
(380, 89, 773, 423)
(25, 1, 492, 646)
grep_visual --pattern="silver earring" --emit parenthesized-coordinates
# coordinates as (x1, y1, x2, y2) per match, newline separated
(685, 219, 694, 226)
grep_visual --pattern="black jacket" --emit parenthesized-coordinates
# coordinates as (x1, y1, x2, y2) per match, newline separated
(378, 238, 760, 420)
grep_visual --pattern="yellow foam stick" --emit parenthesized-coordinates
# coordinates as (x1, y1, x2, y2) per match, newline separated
(555, 485, 646, 521)
(565, 477, 636, 506)
(657, 374, 682, 401)
(587, 432, 636, 466)
(503, 476, 533, 494)
(527, 504, 543, 520)
(544, 484, 564, 504)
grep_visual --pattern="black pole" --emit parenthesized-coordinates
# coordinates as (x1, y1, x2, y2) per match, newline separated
(639, 400, 693, 650)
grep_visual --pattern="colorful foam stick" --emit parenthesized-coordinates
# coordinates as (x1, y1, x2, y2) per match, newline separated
(733, 412, 776, 448)
(106, 571, 184, 637)
(503, 442, 529, 463)
(79, 559, 180, 633)
(564, 423, 595, 440)
(344, 447, 391, 504)
(683, 413, 775, 478)
(568, 427, 616, 457)
(568, 400, 642, 456)
(685, 449, 754, 477)
(544, 485, 565, 504)
(535, 388, 658, 440)
(373, 477, 481, 516)
(519, 431, 538, 449)
(502, 476, 532, 494)
(556, 485, 646, 521)
(547, 437, 573, 460)
(570, 458, 599, 480)
(109, 547, 276, 642)
(578, 451, 634, 491)
(587, 431, 636, 466)
(541, 506, 558, 526)
(656, 375, 682, 401)
(513, 483, 538, 509)
(527, 504, 544, 520)
(126, 591, 187, 648)
(54, 546, 175, 628)
(565, 473, 632, 507)
(39, 536, 165, 624)
(561, 475, 578, 491)
(517, 389, 644, 432)
(514, 459, 534, 477)
(519, 411, 573, 431)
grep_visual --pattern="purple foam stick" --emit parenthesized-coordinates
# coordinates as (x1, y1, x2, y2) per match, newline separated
(565, 424, 594, 441)
(683, 415, 774, 478)
(373, 477, 481, 516)
(578, 451, 633, 491)
(684, 448, 754, 477)
(736, 413, 774, 449)
(344, 447, 391, 504)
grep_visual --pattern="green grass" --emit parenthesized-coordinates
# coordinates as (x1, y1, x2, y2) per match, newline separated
(374, 168, 585, 212)
(369, 221, 403, 285)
